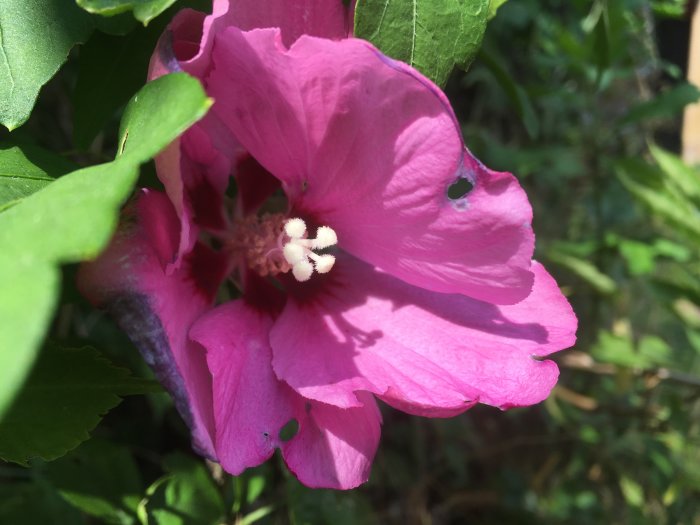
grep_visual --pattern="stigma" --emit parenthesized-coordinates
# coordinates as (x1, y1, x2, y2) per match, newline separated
(282, 218, 337, 282)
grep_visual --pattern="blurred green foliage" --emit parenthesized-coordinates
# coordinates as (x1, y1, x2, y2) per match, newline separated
(2, 0, 700, 524)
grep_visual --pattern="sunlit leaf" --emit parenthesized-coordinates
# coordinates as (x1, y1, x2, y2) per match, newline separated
(0, 73, 210, 420)
(619, 476, 644, 507)
(77, 0, 177, 25)
(488, 0, 509, 19)
(355, 0, 490, 87)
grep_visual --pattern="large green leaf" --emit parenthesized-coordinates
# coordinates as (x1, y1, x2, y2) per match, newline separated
(0, 259, 60, 428)
(0, 0, 94, 130)
(0, 346, 160, 465)
(77, 0, 177, 25)
(0, 73, 210, 420)
(354, 0, 490, 87)
(0, 143, 77, 211)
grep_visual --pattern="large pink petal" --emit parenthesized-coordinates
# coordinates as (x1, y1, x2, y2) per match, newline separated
(77, 190, 228, 458)
(207, 28, 535, 303)
(270, 254, 577, 414)
(190, 300, 381, 489)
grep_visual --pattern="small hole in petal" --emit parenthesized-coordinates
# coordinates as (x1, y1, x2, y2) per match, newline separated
(279, 418, 299, 442)
(447, 178, 474, 200)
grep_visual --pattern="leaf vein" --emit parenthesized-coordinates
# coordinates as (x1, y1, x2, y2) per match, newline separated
(0, 20, 15, 96)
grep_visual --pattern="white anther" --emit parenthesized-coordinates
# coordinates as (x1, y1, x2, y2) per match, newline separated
(313, 226, 338, 249)
(292, 260, 314, 282)
(283, 243, 306, 264)
(282, 219, 338, 282)
(284, 218, 307, 239)
(314, 254, 336, 274)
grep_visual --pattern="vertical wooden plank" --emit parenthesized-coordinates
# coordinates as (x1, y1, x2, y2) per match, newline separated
(683, 2, 700, 163)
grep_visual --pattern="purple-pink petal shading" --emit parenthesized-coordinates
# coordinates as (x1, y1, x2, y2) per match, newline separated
(78, 190, 228, 458)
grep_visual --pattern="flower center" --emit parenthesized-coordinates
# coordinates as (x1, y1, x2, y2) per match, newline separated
(282, 218, 337, 282)
(227, 214, 337, 282)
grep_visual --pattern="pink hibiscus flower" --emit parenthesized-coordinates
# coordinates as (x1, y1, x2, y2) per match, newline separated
(79, 0, 577, 489)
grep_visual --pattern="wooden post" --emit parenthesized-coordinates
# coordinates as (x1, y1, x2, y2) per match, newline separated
(683, 1, 700, 163)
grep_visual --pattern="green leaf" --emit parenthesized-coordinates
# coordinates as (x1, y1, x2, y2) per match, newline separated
(478, 47, 539, 138)
(73, 22, 168, 149)
(286, 477, 378, 525)
(591, 331, 646, 369)
(0, 346, 158, 465)
(547, 250, 617, 295)
(0, 73, 210, 420)
(616, 158, 700, 242)
(0, 143, 77, 211)
(621, 83, 700, 125)
(638, 336, 673, 367)
(0, 479, 86, 525)
(0, 259, 60, 430)
(77, 0, 177, 25)
(117, 74, 212, 161)
(45, 439, 144, 525)
(652, 0, 687, 18)
(617, 239, 657, 276)
(488, 0, 509, 19)
(140, 454, 225, 525)
(619, 476, 645, 507)
(0, 0, 94, 130)
(354, 0, 490, 87)
(650, 145, 700, 202)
